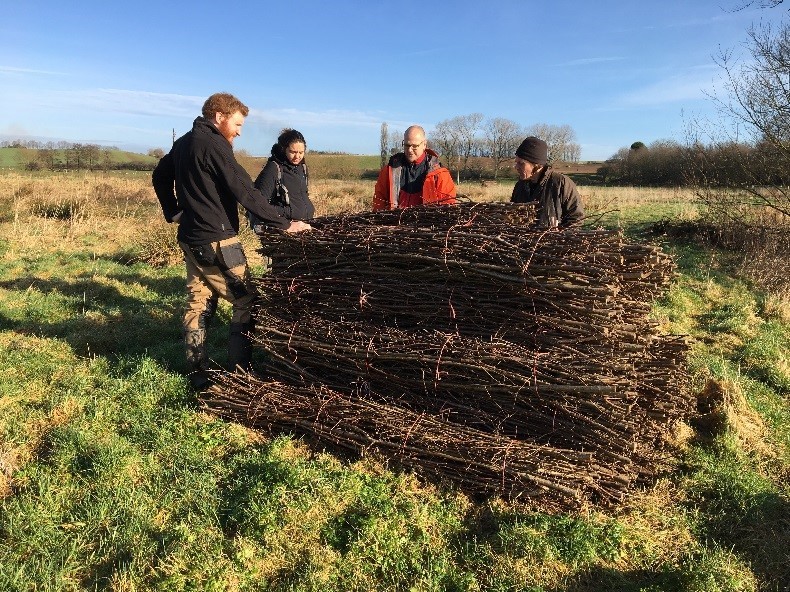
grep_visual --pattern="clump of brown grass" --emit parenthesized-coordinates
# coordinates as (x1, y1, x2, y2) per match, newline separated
(694, 377, 773, 458)
(131, 221, 182, 267)
(0, 446, 20, 498)
(762, 291, 790, 324)
(29, 195, 90, 221)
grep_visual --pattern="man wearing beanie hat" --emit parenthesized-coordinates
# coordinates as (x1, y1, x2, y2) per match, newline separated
(511, 136, 584, 228)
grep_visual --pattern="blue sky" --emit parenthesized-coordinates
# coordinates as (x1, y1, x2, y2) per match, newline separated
(2, 1, 786, 161)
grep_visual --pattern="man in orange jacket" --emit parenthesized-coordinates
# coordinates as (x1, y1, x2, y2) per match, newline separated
(373, 125, 456, 210)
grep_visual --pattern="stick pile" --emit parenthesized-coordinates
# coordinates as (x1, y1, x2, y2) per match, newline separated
(203, 203, 692, 510)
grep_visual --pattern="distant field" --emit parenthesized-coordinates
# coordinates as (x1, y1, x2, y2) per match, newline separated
(0, 146, 158, 170)
(0, 147, 36, 168)
(2, 146, 608, 188)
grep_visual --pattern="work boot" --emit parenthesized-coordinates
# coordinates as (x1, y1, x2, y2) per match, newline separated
(228, 322, 253, 372)
(184, 328, 211, 390)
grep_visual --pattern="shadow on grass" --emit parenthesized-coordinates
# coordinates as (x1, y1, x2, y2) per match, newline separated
(689, 485, 790, 592)
(552, 565, 691, 592)
(0, 254, 207, 372)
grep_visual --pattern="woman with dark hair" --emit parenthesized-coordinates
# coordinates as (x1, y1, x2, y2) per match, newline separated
(248, 128, 315, 231)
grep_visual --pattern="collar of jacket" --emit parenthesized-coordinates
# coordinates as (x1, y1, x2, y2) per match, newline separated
(270, 154, 302, 172)
(193, 116, 231, 146)
(390, 148, 442, 171)
(531, 165, 553, 187)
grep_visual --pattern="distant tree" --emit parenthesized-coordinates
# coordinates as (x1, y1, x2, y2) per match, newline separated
(430, 119, 461, 182)
(525, 123, 580, 163)
(456, 113, 484, 174)
(483, 117, 523, 180)
(37, 147, 58, 170)
(379, 122, 389, 169)
(83, 144, 100, 169)
(101, 148, 113, 171)
(602, 139, 686, 185)
(565, 142, 582, 162)
(388, 128, 402, 156)
(67, 144, 81, 170)
(147, 148, 165, 159)
(431, 113, 483, 181)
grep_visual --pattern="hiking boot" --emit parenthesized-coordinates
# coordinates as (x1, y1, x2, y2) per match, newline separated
(228, 321, 253, 372)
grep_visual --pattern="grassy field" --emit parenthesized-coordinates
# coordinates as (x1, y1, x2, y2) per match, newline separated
(0, 147, 159, 171)
(0, 171, 787, 591)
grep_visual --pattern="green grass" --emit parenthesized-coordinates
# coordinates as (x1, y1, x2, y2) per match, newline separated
(0, 146, 158, 170)
(0, 175, 788, 591)
(0, 147, 35, 168)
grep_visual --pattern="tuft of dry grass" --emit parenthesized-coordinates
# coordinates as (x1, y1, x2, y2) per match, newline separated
(762, 291, 790, 324)
(131, 220, 183, 267)
(694, 377, 774, 458)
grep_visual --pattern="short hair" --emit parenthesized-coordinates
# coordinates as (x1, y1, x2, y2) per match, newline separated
(202, 92, 249, 118)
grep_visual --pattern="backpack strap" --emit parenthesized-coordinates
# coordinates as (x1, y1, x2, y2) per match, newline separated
(273, 162, 289, 205)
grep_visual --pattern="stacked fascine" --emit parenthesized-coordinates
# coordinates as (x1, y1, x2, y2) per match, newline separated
(204, 203, 692, 511)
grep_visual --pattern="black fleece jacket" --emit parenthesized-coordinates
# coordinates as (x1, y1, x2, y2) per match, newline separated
(152, 116, 290, 245)
(250, 147, 314, 227)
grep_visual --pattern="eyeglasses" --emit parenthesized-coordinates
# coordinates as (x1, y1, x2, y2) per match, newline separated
(402, 141, 425, 149)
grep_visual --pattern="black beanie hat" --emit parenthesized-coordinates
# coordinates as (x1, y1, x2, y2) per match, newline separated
(515, 136, 548, 165)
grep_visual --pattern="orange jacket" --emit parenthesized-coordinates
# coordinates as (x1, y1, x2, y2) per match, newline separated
(373, 149, 456, 210)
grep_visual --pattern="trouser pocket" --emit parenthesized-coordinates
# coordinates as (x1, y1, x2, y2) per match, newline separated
(188, 243, 218, 267)
(218, 241, 247, 269)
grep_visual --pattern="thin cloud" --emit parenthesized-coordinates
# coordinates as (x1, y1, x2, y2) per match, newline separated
(611, 10, 747, 34)
(56, 89, 205, 117)
(0, 65, 66, 76)
(249, 107, 386, 129)
(617, 66, 721, 107)
(554, 57, 626, 67)
(40, 88, 390, 130)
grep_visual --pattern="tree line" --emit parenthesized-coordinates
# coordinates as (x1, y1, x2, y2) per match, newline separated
(597, 139, 790, 188)
(380, 117, 581, 181)
(1, 140, 159, 172)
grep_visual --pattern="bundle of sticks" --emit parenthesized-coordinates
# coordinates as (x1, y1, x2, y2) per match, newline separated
(204, 203, 692, 509)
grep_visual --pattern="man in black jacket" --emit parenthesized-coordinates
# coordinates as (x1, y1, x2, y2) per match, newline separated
(510, 136, 584, 228)
(152, 92, 310, 389)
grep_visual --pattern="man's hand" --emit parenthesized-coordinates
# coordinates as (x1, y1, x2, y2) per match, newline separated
(285, 220, 312, 233)
(171, 211, 183, 223)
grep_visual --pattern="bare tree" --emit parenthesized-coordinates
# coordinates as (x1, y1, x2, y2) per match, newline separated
(430, 120, 461, 181)
(694, 20, 790, 217)
(388, 128, 402, 156)
(731, 0, 785, 9)
(431, 113, 483, 181)
(483, 117, 523, 180)
(379, 122, 389, 168)
(526, 123, 581, 163)
(456, 113, 484, 174)
(686, 15, 789, 294)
